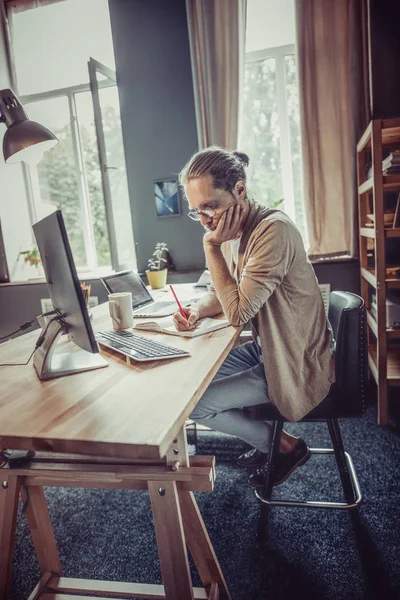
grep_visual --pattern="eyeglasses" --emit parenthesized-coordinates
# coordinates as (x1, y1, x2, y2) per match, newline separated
(187, 204, 218, 221)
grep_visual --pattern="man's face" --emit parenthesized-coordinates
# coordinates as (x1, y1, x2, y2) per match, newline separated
(185, 176, 246, 231)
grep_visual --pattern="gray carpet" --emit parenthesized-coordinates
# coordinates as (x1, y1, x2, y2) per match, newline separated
(10, 401, 400, 600)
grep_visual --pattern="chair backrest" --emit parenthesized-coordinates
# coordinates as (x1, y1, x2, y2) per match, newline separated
(328, 291, 367, 416)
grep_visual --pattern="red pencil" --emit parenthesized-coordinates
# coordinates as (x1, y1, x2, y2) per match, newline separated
(169, 284, 189, 319)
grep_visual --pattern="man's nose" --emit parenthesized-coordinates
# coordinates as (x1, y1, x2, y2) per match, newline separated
(199, 213, 211, 226)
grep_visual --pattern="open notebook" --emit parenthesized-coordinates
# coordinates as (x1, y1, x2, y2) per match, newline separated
(134, 316, 230, 338)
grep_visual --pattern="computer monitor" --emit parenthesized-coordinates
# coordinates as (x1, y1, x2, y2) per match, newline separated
(32, 210, 108, 380)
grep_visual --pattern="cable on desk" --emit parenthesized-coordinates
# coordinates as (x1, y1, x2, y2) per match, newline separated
(0, 347, 36, 367)
(0, 310, 58, 343)
(0, 319, 36, 341)
(0, 314, 60, 367)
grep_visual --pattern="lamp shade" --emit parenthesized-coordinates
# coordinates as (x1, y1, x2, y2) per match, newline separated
(3, 120, 58, 164)
(0, 88, 58, 164)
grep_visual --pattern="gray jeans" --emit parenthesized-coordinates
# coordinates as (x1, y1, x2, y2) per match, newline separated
(190, 342, 274, 453)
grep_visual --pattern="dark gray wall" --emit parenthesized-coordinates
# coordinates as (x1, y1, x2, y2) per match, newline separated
(313, 260, 360, 295)
(368, 0, 400, 118)
(108, 0, 204, 273)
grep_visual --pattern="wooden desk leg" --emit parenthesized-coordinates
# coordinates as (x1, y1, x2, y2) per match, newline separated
(0, 474, 21, 600)
(148, 480, 194, 600)
(168, 426, 231, 600)
(209, 582, 220, 600)
(179, 490, 232, 600)
(21, 486, 63, 576)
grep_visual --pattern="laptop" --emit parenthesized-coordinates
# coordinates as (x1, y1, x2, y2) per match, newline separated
(101, 270, 189, 317)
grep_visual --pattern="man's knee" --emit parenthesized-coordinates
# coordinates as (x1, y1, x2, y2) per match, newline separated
(190, 393, 219, 422)
(190, 405, 212, 422)
(190, 387, 217, 421)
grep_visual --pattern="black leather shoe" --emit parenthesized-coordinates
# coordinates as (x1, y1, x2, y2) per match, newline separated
(247, 438, 311, 488)
(236, 448, 268, 468)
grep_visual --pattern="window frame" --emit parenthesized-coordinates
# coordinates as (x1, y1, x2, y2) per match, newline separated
(20, 78, 116, 273)
(245, 43, 298, 224)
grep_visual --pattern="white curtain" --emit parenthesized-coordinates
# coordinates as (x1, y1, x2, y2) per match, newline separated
(186, 0, 247, 150)
(296, 0, 368, 258)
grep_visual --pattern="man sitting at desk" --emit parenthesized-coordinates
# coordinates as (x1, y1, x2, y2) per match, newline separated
(173, 146, 335, 488)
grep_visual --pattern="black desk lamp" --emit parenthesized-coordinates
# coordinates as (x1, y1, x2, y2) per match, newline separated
(0, 88, 58, 163)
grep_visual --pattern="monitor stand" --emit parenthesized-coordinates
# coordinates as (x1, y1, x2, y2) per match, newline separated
(33, 318, 108, 381)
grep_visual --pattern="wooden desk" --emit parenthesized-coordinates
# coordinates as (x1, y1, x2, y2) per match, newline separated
(0, 284, 242, 600)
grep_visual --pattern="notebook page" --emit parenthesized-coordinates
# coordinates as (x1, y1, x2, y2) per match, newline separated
(163, 317, 230, 337)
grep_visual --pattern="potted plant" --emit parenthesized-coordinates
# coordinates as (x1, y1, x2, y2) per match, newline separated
(146, 242, 169, 289)
(19, 246, 44, 279)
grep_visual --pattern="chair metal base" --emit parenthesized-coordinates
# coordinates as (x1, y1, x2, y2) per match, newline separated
(255, 447, 363, 510)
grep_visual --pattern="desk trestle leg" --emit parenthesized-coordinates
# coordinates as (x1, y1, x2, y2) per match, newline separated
(149, 480, 195, 600)
(21, 486, 63, 576)
(1, 450, 231, 600)
(179, 490, 231, 600)
(0, 474, 21, 600)
(167, 427, 231, 600)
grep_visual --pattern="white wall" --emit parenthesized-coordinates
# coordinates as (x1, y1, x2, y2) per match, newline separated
(246, 0, 296, 52)
(0, 7, 34, 281)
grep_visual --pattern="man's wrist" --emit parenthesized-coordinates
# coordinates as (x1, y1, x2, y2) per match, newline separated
(203, 239, 223, 252)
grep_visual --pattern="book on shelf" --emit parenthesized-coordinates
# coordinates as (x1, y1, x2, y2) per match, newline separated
(366, 151, 400, 178)
(365, 212, 395, 227)
(133, 316, 231, 338)
(366, 165, 400, 178)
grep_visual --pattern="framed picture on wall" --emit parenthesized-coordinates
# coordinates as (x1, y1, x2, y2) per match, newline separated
(154, 178, 181, 218)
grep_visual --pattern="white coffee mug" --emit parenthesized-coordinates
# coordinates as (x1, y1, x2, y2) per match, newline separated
(108, 292, 134, 330)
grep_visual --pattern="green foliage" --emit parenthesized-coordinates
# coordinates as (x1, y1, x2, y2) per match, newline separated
(35, 101, 126, 268)
(19, 247, 41, 268)
(241, 54, 306, 240)
(241, 57, 282, 207)
(37, 126, 86, 265)
(80, 123, 110, 267)
(285, 55, 305, 236)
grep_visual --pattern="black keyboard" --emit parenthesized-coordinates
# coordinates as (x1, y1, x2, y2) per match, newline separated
(95, 329, 190, 362)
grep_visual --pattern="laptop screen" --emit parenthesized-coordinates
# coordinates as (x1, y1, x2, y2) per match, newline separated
(101, 271, 153, 310)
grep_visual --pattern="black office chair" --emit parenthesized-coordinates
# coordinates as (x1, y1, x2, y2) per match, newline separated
(247, 291, 367, 510)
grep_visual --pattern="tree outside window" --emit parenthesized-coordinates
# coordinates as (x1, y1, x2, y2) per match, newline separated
(241, 46, 306, 244)
(8, 0, 135, 277)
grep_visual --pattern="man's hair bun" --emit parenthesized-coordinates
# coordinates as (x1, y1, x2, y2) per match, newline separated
(180, 146, 249, 190)
(233, 151, 250, 167)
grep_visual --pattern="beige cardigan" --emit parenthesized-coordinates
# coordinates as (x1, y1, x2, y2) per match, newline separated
(209, 202, 335, 421)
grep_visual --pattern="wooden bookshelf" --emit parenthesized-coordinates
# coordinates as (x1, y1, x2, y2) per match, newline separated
(368, 346, 400, 386)
(357, 118, 400, 424)
(360, 227, 400, 239)
(358, 174, 400, 194)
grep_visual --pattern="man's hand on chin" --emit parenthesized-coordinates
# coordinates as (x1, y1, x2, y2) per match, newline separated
(203, 205, 243, 247)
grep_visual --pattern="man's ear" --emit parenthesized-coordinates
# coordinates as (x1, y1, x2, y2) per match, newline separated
(235, 180, 246, 200)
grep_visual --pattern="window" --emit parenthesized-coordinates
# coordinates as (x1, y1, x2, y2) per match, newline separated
(241, 0, 306, 242)
(7, 0, 135, 277)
